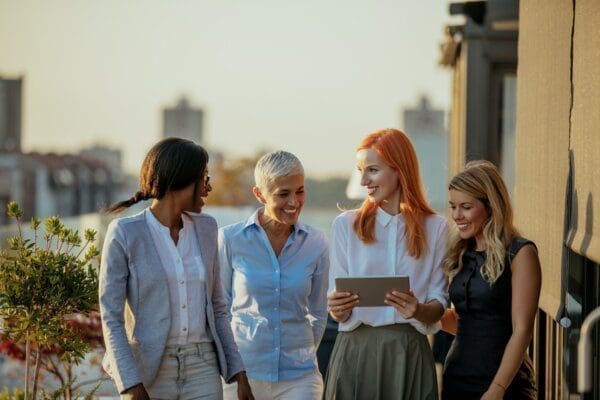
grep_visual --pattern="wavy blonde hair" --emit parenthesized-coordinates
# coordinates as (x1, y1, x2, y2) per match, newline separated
(443, 160, 518, 283)
(353, 128, 435, 259)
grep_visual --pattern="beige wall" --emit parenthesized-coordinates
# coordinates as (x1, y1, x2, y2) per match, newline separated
(516, 0, 600, 319)
(514, 1, 573, 319)
(567, 1, 600, 263)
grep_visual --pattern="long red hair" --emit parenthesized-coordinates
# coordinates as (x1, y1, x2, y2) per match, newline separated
(353, 128, 435, 258)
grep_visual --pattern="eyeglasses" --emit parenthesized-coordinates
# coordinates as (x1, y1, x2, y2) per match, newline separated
(202, 172, 212, 192)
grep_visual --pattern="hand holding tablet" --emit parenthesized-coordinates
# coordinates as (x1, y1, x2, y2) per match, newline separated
(335, 276, 411, 307)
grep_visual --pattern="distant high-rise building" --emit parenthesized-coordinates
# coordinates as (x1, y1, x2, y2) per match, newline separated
(0, 76, 23, 151)
(402, 95, 447, 212)
(162, 96, 204, 144)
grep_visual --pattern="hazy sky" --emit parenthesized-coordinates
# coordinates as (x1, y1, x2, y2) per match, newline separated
(1, 0, 452, 178)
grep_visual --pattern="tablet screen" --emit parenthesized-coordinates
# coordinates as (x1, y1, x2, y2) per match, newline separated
(335, 276, 410, 307)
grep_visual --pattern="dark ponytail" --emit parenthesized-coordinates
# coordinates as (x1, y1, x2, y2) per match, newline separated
(105, 138, 209, 214)
(104, 191, 150, 213)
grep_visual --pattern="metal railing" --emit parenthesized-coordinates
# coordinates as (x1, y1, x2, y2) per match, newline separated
(578, 306, 600, 393)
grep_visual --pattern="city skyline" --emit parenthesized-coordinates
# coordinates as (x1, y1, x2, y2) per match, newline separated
(0, 1, 453, 178)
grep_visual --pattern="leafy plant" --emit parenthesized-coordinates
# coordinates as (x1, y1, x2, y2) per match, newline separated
(0, 202, 99, 400)
(0, 388, 24, 400)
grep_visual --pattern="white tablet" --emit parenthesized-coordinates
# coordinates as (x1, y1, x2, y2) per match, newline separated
(335, 276, 410, 307)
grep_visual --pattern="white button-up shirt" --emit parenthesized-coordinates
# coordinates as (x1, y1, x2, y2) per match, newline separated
(328, 208, 448, 335)
(145, 209, 211, 345)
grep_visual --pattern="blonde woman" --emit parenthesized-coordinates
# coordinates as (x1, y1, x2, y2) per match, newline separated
(441, 160, 541, 400)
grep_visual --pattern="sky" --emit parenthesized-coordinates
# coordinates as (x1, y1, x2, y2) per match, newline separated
(0, 0, 452, 178)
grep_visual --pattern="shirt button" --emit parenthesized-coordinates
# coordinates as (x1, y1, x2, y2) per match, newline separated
(275, 288, 279, 292)
(180, 280, 185, 285)
(182, 304, 187, 309)
(182, 327, 187, 331)
(176, 259, 181, 264)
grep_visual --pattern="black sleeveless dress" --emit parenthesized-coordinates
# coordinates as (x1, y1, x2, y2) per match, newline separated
(442, 237, 537, 400)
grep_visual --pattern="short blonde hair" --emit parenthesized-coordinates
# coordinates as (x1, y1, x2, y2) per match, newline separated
(254, 151, 304, 191)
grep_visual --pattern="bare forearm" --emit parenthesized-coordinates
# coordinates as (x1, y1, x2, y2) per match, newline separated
(491, 329, 533, 390)
(414, 300, 444, 325)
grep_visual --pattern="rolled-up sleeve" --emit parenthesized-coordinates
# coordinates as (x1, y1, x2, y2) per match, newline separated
(308, 239, 329, 347)
(425, 221, 449, 309)
(328, 215, 350, 295)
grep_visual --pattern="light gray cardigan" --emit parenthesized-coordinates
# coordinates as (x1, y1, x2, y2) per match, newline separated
(99, 210, 244, 393)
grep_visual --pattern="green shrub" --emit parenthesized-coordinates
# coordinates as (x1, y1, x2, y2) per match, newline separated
(0, 202, 99, 400)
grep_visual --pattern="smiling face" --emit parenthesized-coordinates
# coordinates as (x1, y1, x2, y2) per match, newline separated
(356, 148, 400, 214)
(254, 173, 305, 226)
(449, 189, 490, 250)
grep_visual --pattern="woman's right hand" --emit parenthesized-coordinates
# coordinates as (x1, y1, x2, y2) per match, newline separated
(327, 290, 359, 322)
(235, 371, 255, 400)
(440, 308, 458, 336)
(121, 383, 150, 400)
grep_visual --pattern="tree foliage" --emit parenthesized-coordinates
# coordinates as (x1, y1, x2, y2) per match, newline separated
(208, 154, 262, 206)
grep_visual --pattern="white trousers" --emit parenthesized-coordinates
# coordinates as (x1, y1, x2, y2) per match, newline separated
(145, 343, 223, 400)
(223, 370, 323, 400)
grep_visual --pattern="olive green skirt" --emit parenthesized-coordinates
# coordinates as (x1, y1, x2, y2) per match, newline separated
(323, 324, 438, 400)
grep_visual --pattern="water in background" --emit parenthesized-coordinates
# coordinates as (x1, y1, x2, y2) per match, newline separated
(0, 205, 342, 249)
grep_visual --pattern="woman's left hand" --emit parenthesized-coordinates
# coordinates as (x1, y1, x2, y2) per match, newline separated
(235, 371, 254, 400)
(480, 383, 505, 400)
(385, 289, 420, 319)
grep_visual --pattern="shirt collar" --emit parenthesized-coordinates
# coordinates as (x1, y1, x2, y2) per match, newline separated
(243, 207, 308, 234)
(145, 207, 192, 234)
(376, 207, 400, 228)
(145, 207, 169, 234)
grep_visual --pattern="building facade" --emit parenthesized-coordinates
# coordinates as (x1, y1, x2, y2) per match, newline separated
(162, 96, 204, 144)
(0, 151, 116, 224)
(402, 95, 448, 212)
(0, 76, 22, 151)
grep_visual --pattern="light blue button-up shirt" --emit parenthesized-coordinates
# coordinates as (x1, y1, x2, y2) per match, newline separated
(218, 209, 329, 382)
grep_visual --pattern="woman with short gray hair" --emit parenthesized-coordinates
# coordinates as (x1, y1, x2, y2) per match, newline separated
(253, 150, 304, 191)
(219, 150, 329, 400)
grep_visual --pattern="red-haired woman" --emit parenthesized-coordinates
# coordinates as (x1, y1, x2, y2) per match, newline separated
(324, 129, 448, 399)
